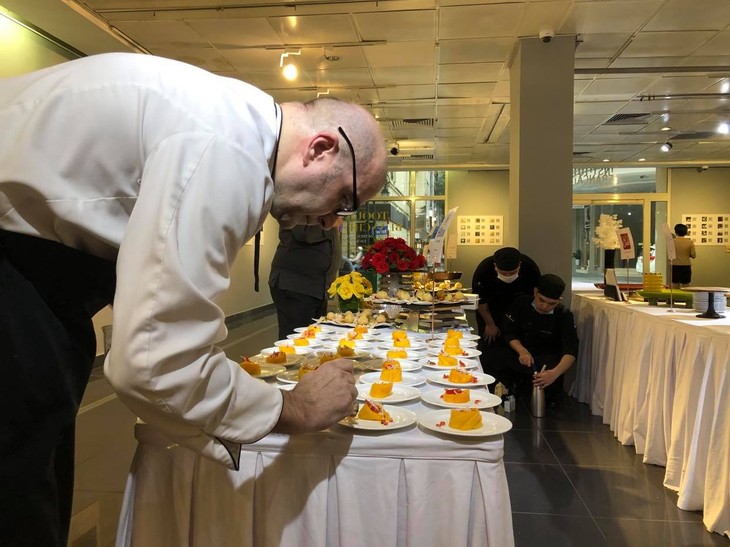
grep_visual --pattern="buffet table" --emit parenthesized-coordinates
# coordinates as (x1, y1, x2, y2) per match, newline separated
(566, 291, 730, 538)
(117, 329, 514, 547)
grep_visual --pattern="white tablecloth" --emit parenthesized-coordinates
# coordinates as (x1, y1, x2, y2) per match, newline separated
(117, 332, 514, 547)
(566, 292, 730, 538)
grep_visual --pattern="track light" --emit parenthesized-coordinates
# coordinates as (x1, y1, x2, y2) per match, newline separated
(660, 142, 673, 152)
(280, 50, 301, 81)
(717, 121, 729, 135)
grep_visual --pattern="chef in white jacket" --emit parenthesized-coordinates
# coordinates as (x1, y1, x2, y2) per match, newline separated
(0, 52, 386, 547)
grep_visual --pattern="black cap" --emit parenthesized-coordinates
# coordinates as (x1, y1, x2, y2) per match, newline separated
(493, 247, 521, 270)
(537, 274, 565, 299)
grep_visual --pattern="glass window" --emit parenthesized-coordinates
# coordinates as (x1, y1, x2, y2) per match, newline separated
(573, 167, 656, 194)
(415, 171, 446, 196)
(380, 171, 409, 197)
(341, 200, 411, 260)
(414, 200, 445, 256)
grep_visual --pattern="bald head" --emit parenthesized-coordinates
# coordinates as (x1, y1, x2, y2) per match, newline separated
(273, 98, 387, 228)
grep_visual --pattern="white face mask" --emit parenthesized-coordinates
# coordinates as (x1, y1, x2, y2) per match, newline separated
(497, 273, 519, 283)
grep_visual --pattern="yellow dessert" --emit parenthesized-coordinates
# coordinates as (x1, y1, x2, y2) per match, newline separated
(393, 338, 411, 348)
(392, 330, 408, 342)
(442, 388, 470, 403)
(386, 349, 408, 359)
(337, 340, 355, 357)
(449, 408, 482, 430)
(239, 358, 261, 376)
(379, 360, 403, 382)
(318, 352, 338, 365)
(448, 368, 476, 384)
(266, 351, 287, 364)
(293, 338, 310, 346)
(438, 352, 458, 367)
(358, 400, 393, 425)
(354, 325, 369, 334)
(347, 331, 364, 340)
(446, 329, 463, 340)
(279, 345, 295, 354)
(301, 327, 317, 339)
(297, 362, 320, 380)
(369, 381, 394, 398)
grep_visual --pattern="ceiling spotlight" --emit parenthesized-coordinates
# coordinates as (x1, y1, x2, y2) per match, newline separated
(280, 50, 301, 81)
(660, 142, 672, 152)
(661, 126, 671, 131)
(638, 158, 646, 162)
(602, 158, 610, 162)
(717, 121, 729, 135)
(722, 81, 730, 94)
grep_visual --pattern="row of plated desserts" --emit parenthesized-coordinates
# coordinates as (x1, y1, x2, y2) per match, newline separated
(239, 324, 510, 436)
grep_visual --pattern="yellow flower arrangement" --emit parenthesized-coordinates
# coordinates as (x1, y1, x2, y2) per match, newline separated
(328, 271, 373, 301)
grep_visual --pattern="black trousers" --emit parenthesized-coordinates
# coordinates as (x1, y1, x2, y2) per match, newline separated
(270, 286, 326, 340)
(0, 230, 115, 547)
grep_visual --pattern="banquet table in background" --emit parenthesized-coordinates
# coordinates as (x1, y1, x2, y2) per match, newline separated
(116, 331, 514, 547)
(565, 291, 730, 538)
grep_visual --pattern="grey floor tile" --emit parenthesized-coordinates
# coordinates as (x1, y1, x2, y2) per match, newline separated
(503, 429, 559, 464)
(563, 465, 704, 522)
(511, 513, 608, 547)
(595, 517, 729, 547)
(541, 429, 643, 467)
(537, 397, 608, 433)
(71, 490, 125, 547)
(506, 463, 590, 516)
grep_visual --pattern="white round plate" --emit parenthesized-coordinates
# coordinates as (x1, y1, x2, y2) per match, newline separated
(426, 339, 478, 349)
(249, 353, 304, 367)
(276, 370, 301, 384)
(427, 347, 481, 359)
(276, 339, 323, 349)
(378, 340, 428, 351)
(261, 345, 314, 356)
(421, 388, 501, 409)
(372, 348, 428, 360)
(339, 405, 417, 431)
(358, 371, 426, 387)
(251, 364, 286, 379)
(277, 383, 296, 391)
(356, 384, 421, 404)
(418, 357, 480, 370)
(293, 325, 337, 334)
(286, 332, 328, 343)
(324, 339, 374, 351)
(418, 409, 513, 437)
(432, 332, 480, 341)
(425, 370, 495, 387)
(358, 358, 422, 372)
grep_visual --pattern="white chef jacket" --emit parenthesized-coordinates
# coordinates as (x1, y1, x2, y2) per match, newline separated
(0, 53, 283, 469)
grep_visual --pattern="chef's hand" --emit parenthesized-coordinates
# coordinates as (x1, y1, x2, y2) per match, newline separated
(483, 324, 500, 344)
(274, 359, 357, 433)
(533, 368, 559, 388)
(517, 350, 534, 367)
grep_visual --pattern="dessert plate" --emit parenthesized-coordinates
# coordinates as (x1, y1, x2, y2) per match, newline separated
(276, 370, 301, 384)
(339, 406, 417, 431)
(418, 357, 479, 370)
(425, 370, 495, 388)
(358, 358, 422, 372)
(261, 345, 314, 356)
(276, 339, 323, 349)
(358, 371, 426, 387)
(252, 364, 286, 379)
(249, 353, 303, 367)
(378, 341, 428, 351)
(420, 388, 501, 409)
(426, 339, 478, 349)
(427, 347, 481, 359)
(372, 349, 427, 360)
(418, 409, 513, 437)
(432, 332, 480, 341)
(356, 384, 421, 404)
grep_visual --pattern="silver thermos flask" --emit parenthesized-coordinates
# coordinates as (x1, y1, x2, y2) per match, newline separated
(531, 365, 545, 417)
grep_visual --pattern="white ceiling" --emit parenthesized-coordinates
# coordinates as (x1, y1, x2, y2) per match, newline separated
(10, 0, 730, 169)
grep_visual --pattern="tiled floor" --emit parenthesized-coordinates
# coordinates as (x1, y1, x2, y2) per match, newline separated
(71, 310, 728, 546)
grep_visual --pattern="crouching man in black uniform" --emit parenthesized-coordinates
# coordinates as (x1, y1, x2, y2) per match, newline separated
(500, 274, 578, 406)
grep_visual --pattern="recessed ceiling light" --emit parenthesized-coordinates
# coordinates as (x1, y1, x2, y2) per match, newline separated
(661, 126, 671, 131)
(717, 122, 729, 135)
(638, 158, 646, 162)
(660, 142, 672, 152)
(602, 158, 610, 162)
(722, 81, 730, 94)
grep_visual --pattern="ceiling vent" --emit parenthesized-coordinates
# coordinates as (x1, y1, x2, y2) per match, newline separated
(390, 118, 435, 128)
(671, 131, 716, 140)
(407, 154, 435, 160)
(605, 113, 651, 124)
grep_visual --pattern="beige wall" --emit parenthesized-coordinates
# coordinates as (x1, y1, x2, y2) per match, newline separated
(669, 167, 730, 287)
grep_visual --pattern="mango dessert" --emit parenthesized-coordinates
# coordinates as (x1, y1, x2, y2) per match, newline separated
(301, 327, 317, 339)
(266, 351, 287, 364)
(442, 388, 470, 404)
(448, 408, 482, 430)
(392, 330, 408, 342)
(358, 399, 393, 425)
(279, 345, 295, 354)
(437, 352, 458, 367)
(336, 340, 356, 357)
(369, 381, 394, 399)
(354, 325, 369, 334)
(448, 368, 477, 384)
(386, 349, 408, 359)
(297, 362, 320, 381)
(393, 338, 411, 348)
(446, 329, 463, 340)
(239, 357, 261, 376)
(293, 337, 310, 346)
(379, 360, 403, 382)
(318, 352, 338, 365)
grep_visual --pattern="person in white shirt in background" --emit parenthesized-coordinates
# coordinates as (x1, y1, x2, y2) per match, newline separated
(0, 52, 386, 547)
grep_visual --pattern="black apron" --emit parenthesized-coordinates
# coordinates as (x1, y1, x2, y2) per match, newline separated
(0, 229, 116, 547)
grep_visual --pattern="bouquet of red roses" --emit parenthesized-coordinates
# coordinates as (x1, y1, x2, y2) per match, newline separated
(361, 237, 426, 274)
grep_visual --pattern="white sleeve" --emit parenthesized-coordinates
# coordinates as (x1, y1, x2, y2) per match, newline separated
(106, 131, 280, 468)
